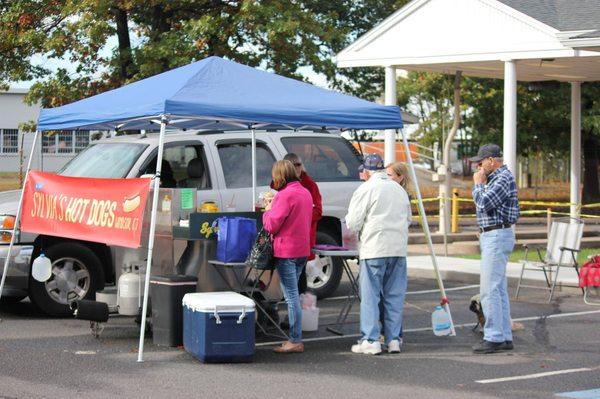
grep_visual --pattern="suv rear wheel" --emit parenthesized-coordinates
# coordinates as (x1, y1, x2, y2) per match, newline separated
(306, 231, 343, 299)
(29, 242, 105, 316)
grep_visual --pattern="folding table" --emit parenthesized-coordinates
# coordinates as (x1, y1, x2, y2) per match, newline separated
(312, 249, 360, 335)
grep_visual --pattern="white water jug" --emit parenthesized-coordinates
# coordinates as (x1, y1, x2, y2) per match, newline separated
(432, 305, 452, 336)
(32, 253, 52, 282)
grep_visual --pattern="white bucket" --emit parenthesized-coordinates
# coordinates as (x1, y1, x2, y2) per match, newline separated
(301, 308, 319, 332)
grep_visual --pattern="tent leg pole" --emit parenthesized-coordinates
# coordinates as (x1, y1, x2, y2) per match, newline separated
(137, 116, 167, 362)
(251, 129, 257, 210)
(0, 130, 40, 302)
(399, 129, 456, 336)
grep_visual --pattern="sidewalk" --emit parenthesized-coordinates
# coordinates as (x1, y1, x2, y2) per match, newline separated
(406, 255, 580, 286)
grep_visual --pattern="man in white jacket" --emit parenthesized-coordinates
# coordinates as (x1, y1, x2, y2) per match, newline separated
(346, 154, 412, 355)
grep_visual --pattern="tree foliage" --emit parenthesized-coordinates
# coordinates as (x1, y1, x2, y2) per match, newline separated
(0, 0, 409, 107)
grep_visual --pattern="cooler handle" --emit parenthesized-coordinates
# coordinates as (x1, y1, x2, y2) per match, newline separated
(213, 306, 247, 325)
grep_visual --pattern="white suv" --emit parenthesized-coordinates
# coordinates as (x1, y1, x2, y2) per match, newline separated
(0, 130, 362, 315)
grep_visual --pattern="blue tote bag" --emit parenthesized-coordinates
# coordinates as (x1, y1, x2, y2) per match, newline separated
(215, 217, 258, 263)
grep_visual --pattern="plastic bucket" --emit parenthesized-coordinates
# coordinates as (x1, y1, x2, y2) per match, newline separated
(301, 308, 320, 332)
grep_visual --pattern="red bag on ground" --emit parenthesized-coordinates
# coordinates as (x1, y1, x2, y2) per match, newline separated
(579, 255, 600, 288)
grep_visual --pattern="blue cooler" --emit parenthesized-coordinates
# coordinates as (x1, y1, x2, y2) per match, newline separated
(182, 292, 255, 363)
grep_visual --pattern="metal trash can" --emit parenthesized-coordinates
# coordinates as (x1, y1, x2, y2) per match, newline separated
(150, 275, 198, 347)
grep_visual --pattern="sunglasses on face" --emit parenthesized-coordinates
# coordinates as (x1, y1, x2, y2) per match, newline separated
(293, 162, 302, 167)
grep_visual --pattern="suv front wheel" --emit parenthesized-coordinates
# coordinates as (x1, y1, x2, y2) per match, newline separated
(29, 242, 105, 316)
(306, 231, 343, 299)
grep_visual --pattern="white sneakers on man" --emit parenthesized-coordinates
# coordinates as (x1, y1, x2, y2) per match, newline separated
(387, 339, 401, 354)
(351, 340, 382, 355)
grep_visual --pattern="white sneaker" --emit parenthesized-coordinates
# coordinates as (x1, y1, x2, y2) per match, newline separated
(387, 339, 402, 354)
(351, 340, 382, 355)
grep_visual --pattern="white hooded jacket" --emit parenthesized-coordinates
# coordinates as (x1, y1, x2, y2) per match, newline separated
(344, 171, 412, 259)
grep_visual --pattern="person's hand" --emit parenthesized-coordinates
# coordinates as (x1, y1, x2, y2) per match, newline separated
(473, 169, 487, 185)
(264, 198, 273, 211)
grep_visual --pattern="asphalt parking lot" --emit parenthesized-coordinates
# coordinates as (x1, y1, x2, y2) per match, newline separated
(1, 273, 600, 399)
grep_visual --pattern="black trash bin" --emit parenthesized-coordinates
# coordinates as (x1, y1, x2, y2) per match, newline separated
(150, 275, 198, 347)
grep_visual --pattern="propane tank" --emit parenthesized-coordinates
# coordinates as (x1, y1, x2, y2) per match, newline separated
(117, 265, 143, 316)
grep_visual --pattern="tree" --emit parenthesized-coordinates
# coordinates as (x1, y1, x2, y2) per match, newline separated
(396, 71, 600, 201)
(0, 0, 410, 108)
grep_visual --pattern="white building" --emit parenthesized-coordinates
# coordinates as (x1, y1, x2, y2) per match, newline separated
(0, 88, 91, 172)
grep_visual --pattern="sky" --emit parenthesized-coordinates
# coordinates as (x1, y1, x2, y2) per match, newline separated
(11, 35, 330, 90)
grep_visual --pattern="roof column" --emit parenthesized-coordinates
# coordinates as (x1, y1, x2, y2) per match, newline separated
(503, 60, 517, 176)
(384, 66, 397, 164)
(570, 81, 582, 219)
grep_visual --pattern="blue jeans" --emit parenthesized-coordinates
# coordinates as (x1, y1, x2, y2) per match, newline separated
(276, 257, 307, 343)
(359, 257, 407, 344)
(480, 228, 515, 343)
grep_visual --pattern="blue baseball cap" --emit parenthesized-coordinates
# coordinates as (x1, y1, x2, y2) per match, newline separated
(362, 153, 384, 171)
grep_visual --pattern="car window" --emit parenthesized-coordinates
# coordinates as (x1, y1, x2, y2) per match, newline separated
(217, 142, 276, 188)
(142, 144, 211, 189)
(281, 136, 361, 181)
(59, 143, 147, 178)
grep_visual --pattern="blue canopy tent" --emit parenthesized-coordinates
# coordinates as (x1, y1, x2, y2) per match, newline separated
(1, 56, 454, 362)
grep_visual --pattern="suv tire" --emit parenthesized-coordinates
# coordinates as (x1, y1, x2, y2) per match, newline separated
(307, 231, 343, 299)
(29, 242, 105, 316)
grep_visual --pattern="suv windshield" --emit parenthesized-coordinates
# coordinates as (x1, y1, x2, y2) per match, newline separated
(59, 143, 147, 178)
(281, 136, 361, 181)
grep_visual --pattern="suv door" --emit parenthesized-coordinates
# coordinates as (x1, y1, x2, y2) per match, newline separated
(211, 138, 278, 211)
(138, 141, 222, 210)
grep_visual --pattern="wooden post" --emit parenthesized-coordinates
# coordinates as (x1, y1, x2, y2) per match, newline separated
(451, 188, 459, 233)
(547, 208, 552, 237)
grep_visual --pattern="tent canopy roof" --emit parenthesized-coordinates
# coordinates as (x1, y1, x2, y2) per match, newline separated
(37, 56, 403, 132)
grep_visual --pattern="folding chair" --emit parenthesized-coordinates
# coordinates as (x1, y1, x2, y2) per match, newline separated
(515, 218, 584, 303)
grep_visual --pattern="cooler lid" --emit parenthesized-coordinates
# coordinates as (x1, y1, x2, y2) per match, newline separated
(182, 291, 255, 312)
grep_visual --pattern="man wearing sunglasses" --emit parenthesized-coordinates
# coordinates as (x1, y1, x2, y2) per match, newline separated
(469, 144, 520, 354)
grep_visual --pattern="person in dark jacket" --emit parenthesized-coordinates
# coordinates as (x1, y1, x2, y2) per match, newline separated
(271, 153, 323, 294)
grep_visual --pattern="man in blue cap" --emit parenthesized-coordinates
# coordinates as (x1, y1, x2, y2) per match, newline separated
(345, 153, 412, 355)
(470, 144, 520, 354)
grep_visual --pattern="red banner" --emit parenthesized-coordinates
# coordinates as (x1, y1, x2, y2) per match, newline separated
(21, 171, 151, 248)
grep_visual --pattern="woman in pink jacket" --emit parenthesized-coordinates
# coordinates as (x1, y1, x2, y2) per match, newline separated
(263, 160, 312, 354)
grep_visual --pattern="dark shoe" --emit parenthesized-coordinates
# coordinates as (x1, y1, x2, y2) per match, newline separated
(274, 341, 304, 354)
(499, 340, 513, 351)
(472, 340, 503, 354)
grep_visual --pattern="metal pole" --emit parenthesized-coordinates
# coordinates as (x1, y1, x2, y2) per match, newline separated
(384, 66, 397, 165)
(0, 130, 40, 301)
(570, 82, 581, 220)
(137, 116, 168, 362)
(251, 128, 257, 210)
(399, 129, 456, 336)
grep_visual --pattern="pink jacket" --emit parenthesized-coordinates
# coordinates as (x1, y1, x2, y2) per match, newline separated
(263, 181, 313, 258)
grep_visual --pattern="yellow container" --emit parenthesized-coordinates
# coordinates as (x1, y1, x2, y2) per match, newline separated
(200, 201, 219, 213)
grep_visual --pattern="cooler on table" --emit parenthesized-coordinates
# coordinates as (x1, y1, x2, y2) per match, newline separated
(182, 291, 255, 363)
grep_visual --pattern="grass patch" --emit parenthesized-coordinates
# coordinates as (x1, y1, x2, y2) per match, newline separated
(0, 172, 20, 192)
(457, 247, 600, 264)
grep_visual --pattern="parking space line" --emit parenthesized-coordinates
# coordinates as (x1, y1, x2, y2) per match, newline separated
(256, 309, 600, 347)
(475, 367, 596, 384)
(322, 284, 480, 302)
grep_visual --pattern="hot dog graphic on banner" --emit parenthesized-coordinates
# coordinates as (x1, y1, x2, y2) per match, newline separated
(21, 171, 151, 248)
